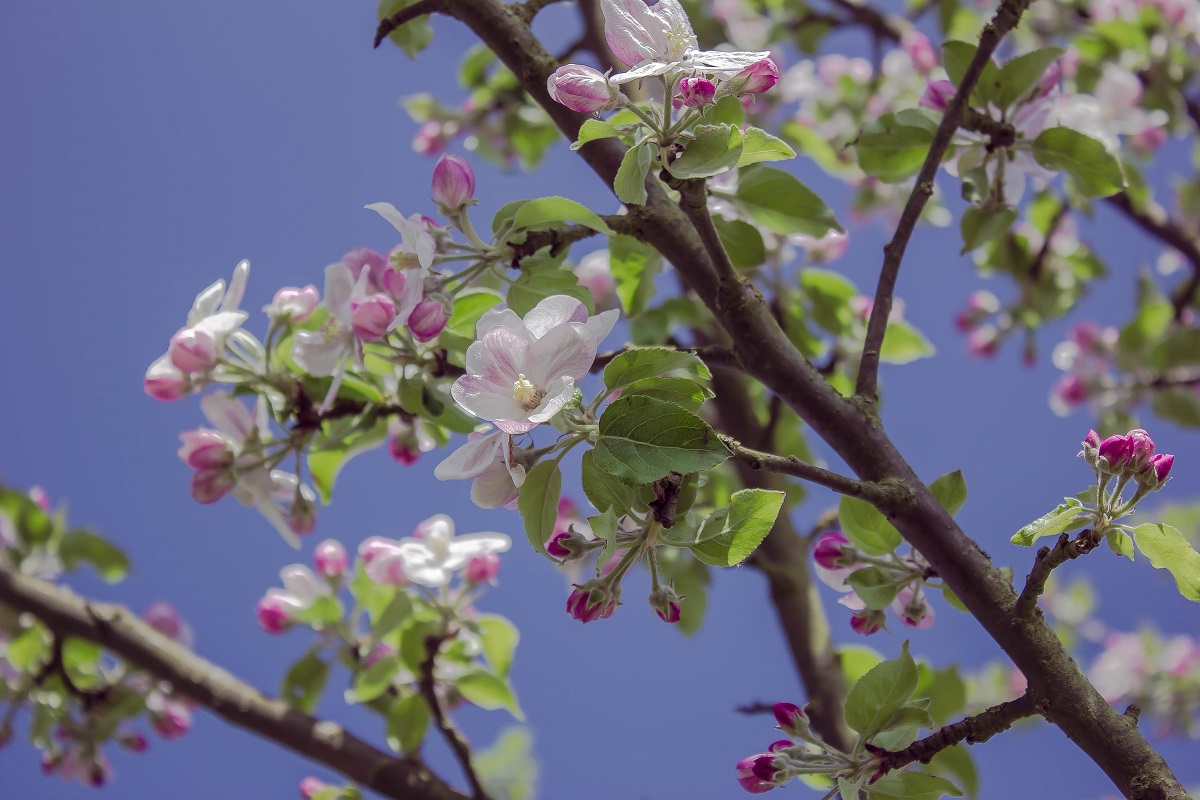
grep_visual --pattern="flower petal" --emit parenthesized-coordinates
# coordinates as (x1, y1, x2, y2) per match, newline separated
(434, 432, 505, 480)
(200, 392, 256, 443)
(529, 324, 597, 383)
(522, 296, 589, 338)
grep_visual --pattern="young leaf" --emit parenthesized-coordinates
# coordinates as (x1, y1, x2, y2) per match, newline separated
(510, 196, 613, 235)
(942, 40, 999, 105)
(960, 205, 1018, 253)
(870, 772, 964, 800)
(593, 396, 731, 485)
(581, 450, 643, 515)
(689, 489, 785, 567)
(1010, 499, 1085, 546)
(1032, 127, 1125, 198)
(609, 234, 663, 316)
(736, 126, 796, 167)
(281, 651, 331, 714)
(475, 614, 519, 676)
(603, 347, 711, 390)
(1132, 523, 1200, 601)
(846, 568, 901, 610)
(518, 461, 562, 558)
(993, 47, 1064, 109)
(929, 470, 968, 517)
(456, 670, 525, 720)
(58, 529, 130, 583)
(615, 142, 654, 205)
(844, 641, 918, 737)
(572, 118, 622, 150)
(387, 693, 431, 754)
(735, 165, 842, 237)
(855, 110, 940, 183)
(839, 495, 902, 555)
(713, 216, 767, 269)
(667, 124, 743, 179)
(880, 320, 936, 365)
(347, 658, 400, 704)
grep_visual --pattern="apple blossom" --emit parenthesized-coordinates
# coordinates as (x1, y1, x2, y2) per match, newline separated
(264, 285, 319, 323)
(349, 290, 396, 341)
(891, 585, 935, 630)
(679, 76, 716, 107)
(850, 608, 886, 635)
(1055, 64, 1169, 153)
(547, 65, 618, 114)
(313, 540, 348, 579)
(300, 777, 332, 799)
(919, 79, 956, 111)
(450, 295, 617, 434)
(256, 565, 332, 635)
(434, 430, 527, 508)
(725, 58, 780, 96)
(465, 553, 500, 584)
(362, 514, 511, 588)
(901, 29, 938, 72)
(574, 249, 618, 311)
(649, 584, 683, 623)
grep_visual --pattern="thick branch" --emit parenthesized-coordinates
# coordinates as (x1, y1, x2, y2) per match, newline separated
(1013, 529, 1103, 618)
(875, 693, 1040, 774)
(0, 565, 468, 800)
(429, 1, 1190, 796)
(419, 635, 491, 800)
(730, 445, 902, 507)
(1106, 192, 1200, 321)
(373, 0, 448, 48)
(855, 0, 1034, 401)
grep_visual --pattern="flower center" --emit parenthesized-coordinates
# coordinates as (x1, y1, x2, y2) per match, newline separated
(513, 374, 545, 411)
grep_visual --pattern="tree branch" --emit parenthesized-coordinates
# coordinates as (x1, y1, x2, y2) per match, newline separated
(0, 564, 469, 800)
(730, 444, 903, 507)
(419, 634, 491, 800)
(1013, 529, 1104, 619)
(874, 693, 1040, 775)
(1105, 192, 1200, 321)
(373, 0, 449, 48)
(423, 1, 1191, 795)
(855, 0, 1035, 402)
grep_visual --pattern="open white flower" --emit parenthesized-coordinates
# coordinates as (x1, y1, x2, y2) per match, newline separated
(434, 430, 527, 509)
(362, 514, 511, 588)
(264, 565, 331, 613)
(1054, 65, 1169, 153)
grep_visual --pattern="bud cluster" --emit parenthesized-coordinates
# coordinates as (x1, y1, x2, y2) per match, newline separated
(812, 531, 938, 635)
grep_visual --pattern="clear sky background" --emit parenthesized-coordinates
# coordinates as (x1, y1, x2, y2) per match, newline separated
(2, 2, 1198, 799)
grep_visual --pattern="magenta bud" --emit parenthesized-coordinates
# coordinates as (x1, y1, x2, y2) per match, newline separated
(547, 64, 617, 114)
(120, 732, 149, 753)
(1133, 125, 1168, 154)
(902, 30, 938, 71)
(1125, 429, 1156, 471)
(679, 76, 716, 107)
(313, 539, 348, 579)
(287, 494, 318, 537)
(1098, 434, 1133, 471)
(256, 595, 293, 634)
(300, 777, 330, 800)
(178, 430, 235, 470)
(169, 327, 219, 373)
(408, 297, 450, 343)
(413, 120, 449, 156)
(767, 739, 792, 753)
(465, 553, 501, 584)
(566, 583, 618, 623)
(1083, 429, 1100, 449)
(812, 531, 853, 570)
(144, 361, 191, 401)
(1053, 374, 1087, 408)
(142, 601, 188, 644)
(388, 436, 420, 465)
(919, 79, 957, 111)
(350, 293, 397, 341)
(772, 702, 806, 734)
(432, 154, 476, 211)
(151, 699, 192, 740)
(850, 608, 886, 635)
(736, 755, 780, 793)
(649, 584, 683, 624)
(730, 58, 780, 95)
(1145, 452, 1174, 484)
(546, 531, 573, 559)
(268, 286, 320, 323)
(190, 469, 235, 504)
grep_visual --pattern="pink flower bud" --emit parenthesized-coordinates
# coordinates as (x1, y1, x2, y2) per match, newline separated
(919, 79, 956, 111)
(1132, 125, 1167, 154)
(892, 586, 934, 629)
(1098, 434, 1132, 471)
(547, 531, 573, 559)
(142, 601, 189, 644)
(119, 732, 149, 753)
(408, 297, 449, 343)
(178, 430, 235, 470)
(465, 553, 501, 584)
(736, 755, 779, 793)
(649, 584, 683, 624)
(1125, 429, 1156, 471)
(850, 608, 886, 635)
(966, 326, 999, 358)
(28, 486, 50, 512)
(432, 154, 475, 211)
(679, 76, 716, 107)
(256, 594, 293, 634)
(145, 356, 192, 401)
(1145, 452, 1174, 484)
(772, 702, 806, 734)
(767, 739, 791, 753)
(902, 30, 938, 71)
(1052, 374, 1087, 408)
(169, 327, 219, 373)
(730, 58, 780, 95)
(812, 531, 853, 570)
(287, 494, 318, 537)
(547, 64, 617, 114)
(343, 248, 388, 292)
(300, 777, 330, 800)
(1083, 429, 1101, 449)
(566, 583, 618, 623)
(388, 436, 420, 465)
(350, 293, 397, 341)
(268, 286, 320, 323)
(413, 120, 449, 156)
(190, 469, 236, 504)
(150, 699, 192, 740)
(313, 540, 348, 579)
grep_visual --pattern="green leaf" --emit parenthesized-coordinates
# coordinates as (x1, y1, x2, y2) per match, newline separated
(1010, 498, 1085, 546)
(517, 461, 561, 558)
(6, 625, 50, 672)
(0, 487, 53, 545)
(916, 665, 967, 725)
(1132, 523, 1200, 600)
(292, 595, 344, 626)
(942, 40, 999, 105)
(960, 205, 1018, 253)
(846, 568, 901, 610)
(929, 471, 967, 517)
(281, 651, 331, 714)
(593, 396, 730, 485)
(689, 489, 785, 567)
(844, 641, 918, 737)
(855, 109, 940, 183)
(994, 47, 1064, 110)
(871, 772, 963, 800)
(1032, 127, 1125, 198)
(603, 347, 711, 390)
(927, 745, 979, 800)
(712, 216, 766, 269)
(1107, 528, 1135, 561)
(59, 529, 130, 583)
(377, 0, 434, 57)
(880, 319, 936, 365)
(348, 658, 400, 704)
(572, 119, 621, 150)
(308, 416, 390, 503)
(839, 495, 902, 555)
(511, 196, 612, 235)
(589, 507, 623, 572)
(736, 126, 796, 167)
(476, 614, 519, 676)
(1152, 388, 1200, 428)
(456, 670, 524, 719)
(387, 693, 431, 753)
(1148, 327, 1200, 371)
(839, 645, 884, 685)
(371, 592, 414, 641)
(614, 142, 653, 205)
(735, 165, 842, 237)
(609, 234, 663, 315)
(779, 121, 842, 171)
(581, 450, 644, 515)
(622, 377, 713, 412)
(667, 124, 743, 179)
(506, 265, 592, 317)
(444, 289, 502, 340)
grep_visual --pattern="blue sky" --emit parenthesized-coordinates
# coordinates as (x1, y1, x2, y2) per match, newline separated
(2, 1, 1198, 798)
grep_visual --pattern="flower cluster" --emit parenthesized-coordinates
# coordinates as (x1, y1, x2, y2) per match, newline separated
(1080, 427, 1174, 490)
(813, 531, 937, 635)
(735, 702, 872, 793)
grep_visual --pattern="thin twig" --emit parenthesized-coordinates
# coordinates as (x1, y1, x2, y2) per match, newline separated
(1105, 192, 1200, 321)
(0, 564, 468, 800)
(873, 693, 1040, 776)
(855, 0, 1037, 402)
(373, 0, 448, 48)
(730, 444, 905, 508)
(674, 178, 739, 289)
(419, 634, 491, 800)
(1013, 529, 1103, 618)
(515, 0, 566, 22)
(735, 701, 777, 716)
